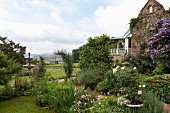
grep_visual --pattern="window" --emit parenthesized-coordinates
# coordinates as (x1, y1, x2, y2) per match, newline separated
(149, 5, 153, 13)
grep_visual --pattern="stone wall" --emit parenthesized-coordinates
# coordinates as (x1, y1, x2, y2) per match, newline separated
(131, 0, 170, 55)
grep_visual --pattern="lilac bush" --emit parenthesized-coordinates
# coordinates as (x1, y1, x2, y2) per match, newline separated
(148, 18, 170, 55)
(148, 18, 170, 74)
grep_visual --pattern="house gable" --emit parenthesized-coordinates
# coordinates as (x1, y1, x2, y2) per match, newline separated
(139, 0, 164, 15)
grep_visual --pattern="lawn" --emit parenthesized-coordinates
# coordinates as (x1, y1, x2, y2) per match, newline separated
(46, 63, 79, 68)
(0, 96, 55, 113)
(46, 67, 78, 79)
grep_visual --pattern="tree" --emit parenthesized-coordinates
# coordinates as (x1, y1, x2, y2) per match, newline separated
(79, 34, 112, 70)
(54, 50, 73, 79)
(0, 52, 21, 86)
(0, 36, 26, 64)
(72, 47, 82, 63)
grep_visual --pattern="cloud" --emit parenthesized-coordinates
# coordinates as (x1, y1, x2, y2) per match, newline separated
(0, 0, 169, 54)
(50, 11, 64, 24)
(0, 8, 9, 19)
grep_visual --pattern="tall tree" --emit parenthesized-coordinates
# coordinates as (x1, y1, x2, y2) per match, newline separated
(72, 47, 82, 63)
(0, 36, 26, 64)
(79, 34, 112, 70)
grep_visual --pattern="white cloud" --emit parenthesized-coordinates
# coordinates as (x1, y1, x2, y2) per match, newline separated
(76, 0, 169, 37)
(0, 0, 169, 54)
(50, 11, 64, 24)
(0, 8, 9, 19)
(13, 0, 31, 13)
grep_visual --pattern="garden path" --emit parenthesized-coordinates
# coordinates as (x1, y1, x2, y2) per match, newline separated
(164, 103, 170, 113)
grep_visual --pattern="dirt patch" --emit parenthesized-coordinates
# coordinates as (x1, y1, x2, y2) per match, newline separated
(164, 103, 170, 113)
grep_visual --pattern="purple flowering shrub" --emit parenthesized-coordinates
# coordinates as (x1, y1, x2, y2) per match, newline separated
(148, 18, 170, 74)
(148, 18, 170, 54)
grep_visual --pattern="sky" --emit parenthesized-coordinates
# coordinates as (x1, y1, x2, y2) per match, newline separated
(0, 0, 169, 54)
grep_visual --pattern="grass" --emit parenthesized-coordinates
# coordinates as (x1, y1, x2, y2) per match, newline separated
(46, 68, 65, 79)
(46, 63, 79, 68)
(46, 67, 78, 79)
(0, 96, 55, 113)
(138, 74, 149, 83)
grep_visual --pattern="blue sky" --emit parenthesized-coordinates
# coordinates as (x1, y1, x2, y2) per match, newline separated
(0, 0, 169, 54)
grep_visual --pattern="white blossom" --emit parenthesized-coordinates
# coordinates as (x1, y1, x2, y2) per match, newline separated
(138, 90, 142, 95)
(116, 65, 120, 69)
(133, 67, 137, 70)
(142, 85, 146, 88)
(121, 67, 125, 70)
(113, 68, 117, 73)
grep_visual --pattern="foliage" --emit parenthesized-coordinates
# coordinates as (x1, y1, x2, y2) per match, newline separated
(0, 85, 15, 101)
(113, 66, 140, 102)
(70, 89, 96, 113)
(96, 69, 120, 95)
(145, 80, 170, 103)
(148, 18, 170, 55)
(130, 18, 139, 31)
(0, 36, 26, 64)
(123, 54, 155, 74)
(88, 96, 126, 113)
(54, 50, 73, 79)
(72, 47, 81, 63)
(79, 34, 112, 70)
(77, 67, 104, 90)
(134, 91, 164, 113)
(14, 78, 33, 96)
(148, 18, 170, 74)
(0, 52, 21, 86)
(38, 56, 46, 78)
(32, 56, 46, 81)
(33, 80, 75, 112)
(152, 62, 168, 75)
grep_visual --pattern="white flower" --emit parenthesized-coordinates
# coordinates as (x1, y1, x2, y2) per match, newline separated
(138, 90, 142, 95)
(116, 65, 120, 69)
(121, 67, 125, 70)
(133, 67, 137, 70)
(139, 85, 141, 87)
(142, 85, 146, 88)
(113, 68, 117, 73)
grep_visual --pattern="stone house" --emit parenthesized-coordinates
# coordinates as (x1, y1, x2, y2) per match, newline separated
(110, 0, 170, 60)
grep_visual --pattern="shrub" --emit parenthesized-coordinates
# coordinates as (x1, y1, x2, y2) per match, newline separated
(153, 62, 169, 75)
(146, 80, 170, 103)
(70, 89, 97, 113)
(0, 85, 15, 101)
(33, 80, 76, 112)
(133, 91, 164, 113)
(96, 70, 121, 95)
(88, 96, 126, 113)
(77, 67, 104, 90)
(123, 54, 154, 74)
(48, 83, 75, 112)
(14, 78, 33, 96)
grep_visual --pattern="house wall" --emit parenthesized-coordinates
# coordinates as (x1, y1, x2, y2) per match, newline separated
(131, 0, 170, 55)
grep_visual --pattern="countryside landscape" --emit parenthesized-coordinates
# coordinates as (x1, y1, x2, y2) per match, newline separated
(0, 0, 170, 113)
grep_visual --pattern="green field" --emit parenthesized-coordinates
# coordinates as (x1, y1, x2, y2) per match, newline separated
(46, 67, 78, 79)
(46, 63, 79, 68)
(0, 96, 55, 113)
